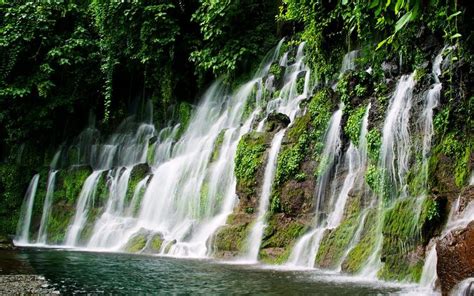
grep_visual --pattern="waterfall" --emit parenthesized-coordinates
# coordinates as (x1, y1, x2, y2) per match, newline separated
(359, 73, 416, 278)
(244, 129, 286, 262)
(15, 174, 40, 244)
(339, 50, 359, 74)
(420, 84, 441, 188)
(419, 246, 438, 289)
(286, 108, 343, 268)
(379, 74, 416, 200)
(64, 171, 103, 246)
(37, 171, 58, 244)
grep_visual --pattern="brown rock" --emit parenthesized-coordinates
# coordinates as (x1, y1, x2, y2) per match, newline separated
(436, 221, 474, 295)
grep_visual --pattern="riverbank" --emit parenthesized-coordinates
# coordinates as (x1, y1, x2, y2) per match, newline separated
(0, 249, 58, 294)
(0, 275, 58, 295)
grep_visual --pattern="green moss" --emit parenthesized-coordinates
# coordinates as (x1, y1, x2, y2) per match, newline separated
(366, 129, 382, 162)
(234, 132, 266, 184)
(413, 67, 426, 82)
(125, 233, 147, 253)
(125, 164, 150, 204)
(150, 234, 163, 252)
(259, 217, 306, 264)
(214, 222, 250, 254)
(342, 209, 378, 273)
(46, 203, 74, 244)
(269, 63, 283, 82)
(211, 130, 226, 162)
(437, 133, 472, 187)
(344, 106, 366, 145)
(176, 102, 193, 138)
(55, 166, 93, 204)
(378, 254, 424, 282)
(308, 88, 334, 144)
(260, 245, 293, 265)
(316, 194, 362, 268)
(274, 133, 309, 185)
(382, 198, 421, 254)
(94, 171, 109, 207)
(365, 165, 389, 200)
(377, 197, 428, 282)
(336, 70, 371, 111)
(262, 218, 306, 249)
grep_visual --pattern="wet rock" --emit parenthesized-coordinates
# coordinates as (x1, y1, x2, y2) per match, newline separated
(0, 236, 15, 250)
(458, 186, 474, 213)
(381, 61, 398, 77)
(265, 113, 290, 133)
(131, 163, 151, 179)
(212, 213, 252, 258)
(0, 275, 59, 295)
(280, 180, 314, 217)
(141, 232, 164, 254)
(437, 221, 474, 295)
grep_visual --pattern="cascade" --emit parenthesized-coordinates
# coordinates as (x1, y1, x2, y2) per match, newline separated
(49, 40, 286, 256)
(359, 73, 416, 278)
(14, 174, 40, 244)
(37, 171, 58, 244)
(286, 108, 343, 268)
(287, 101, 371, 268)
(244, 129, 286, 262)
(64, 171, 103, 246)
(379, 74, 416, 200)
(241, 42, 311, 261)
(339, 50, 359, 75)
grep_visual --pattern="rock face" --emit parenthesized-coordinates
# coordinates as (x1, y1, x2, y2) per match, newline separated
(265, 113, 290, 132)
(437, 221, 474, 295)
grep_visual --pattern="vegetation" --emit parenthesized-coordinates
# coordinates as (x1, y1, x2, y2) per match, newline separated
(0, 1, 473, 291)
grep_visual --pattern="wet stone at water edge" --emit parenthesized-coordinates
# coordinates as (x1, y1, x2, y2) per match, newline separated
(0, 275, 59, 295)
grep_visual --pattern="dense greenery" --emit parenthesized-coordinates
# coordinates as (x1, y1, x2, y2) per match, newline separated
(0, 0, 279, 163)
(0, 1, 473, 289)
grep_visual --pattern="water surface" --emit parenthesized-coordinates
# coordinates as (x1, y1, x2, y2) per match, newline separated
(1, 248, 407, 295)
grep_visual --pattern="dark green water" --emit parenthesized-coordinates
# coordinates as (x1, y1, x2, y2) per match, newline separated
(1, 248, 408, 295)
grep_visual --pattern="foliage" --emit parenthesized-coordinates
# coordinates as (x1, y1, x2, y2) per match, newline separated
(275, 132, 309, 186)
(0, 2, 102, 151)
(234, 132, 266, 183)
(438, 133, 472, 187)
(344, 106, 366, 146)
(191, 0, 278, 80)
(366, 129, 382, 162)
(0, 164, 35, 236)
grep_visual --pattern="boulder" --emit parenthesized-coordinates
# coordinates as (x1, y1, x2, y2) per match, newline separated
(436, 221, 474, 295)
(265, 113, 290, 133)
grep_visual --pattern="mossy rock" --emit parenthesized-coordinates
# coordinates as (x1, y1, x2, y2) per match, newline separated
(234, 132, 267, 206)
(376, 197, 440, 282)
(260, 214, 306, 264)
(280, 179, 314, 216)
(150, 233, 163, 252)
(213, 220, 250, 258)
(265, 113, 290, 133)
(125, 232, 147, 253)
(315, 193, 362, 268)
(378, 251, 424, 282)
(46, 201, 75, 244)
(54, 165, 93, 204)
(341, 208, 378, 273)
(141, 232, 164, 254)
(125, 163, 151, 204)
(211, 130, 226, 162)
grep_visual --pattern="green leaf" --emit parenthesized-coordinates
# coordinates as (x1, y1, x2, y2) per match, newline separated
(394, 10, 412, 33)
(450, 33, 462, 39)
(447, 11, 461, 21)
